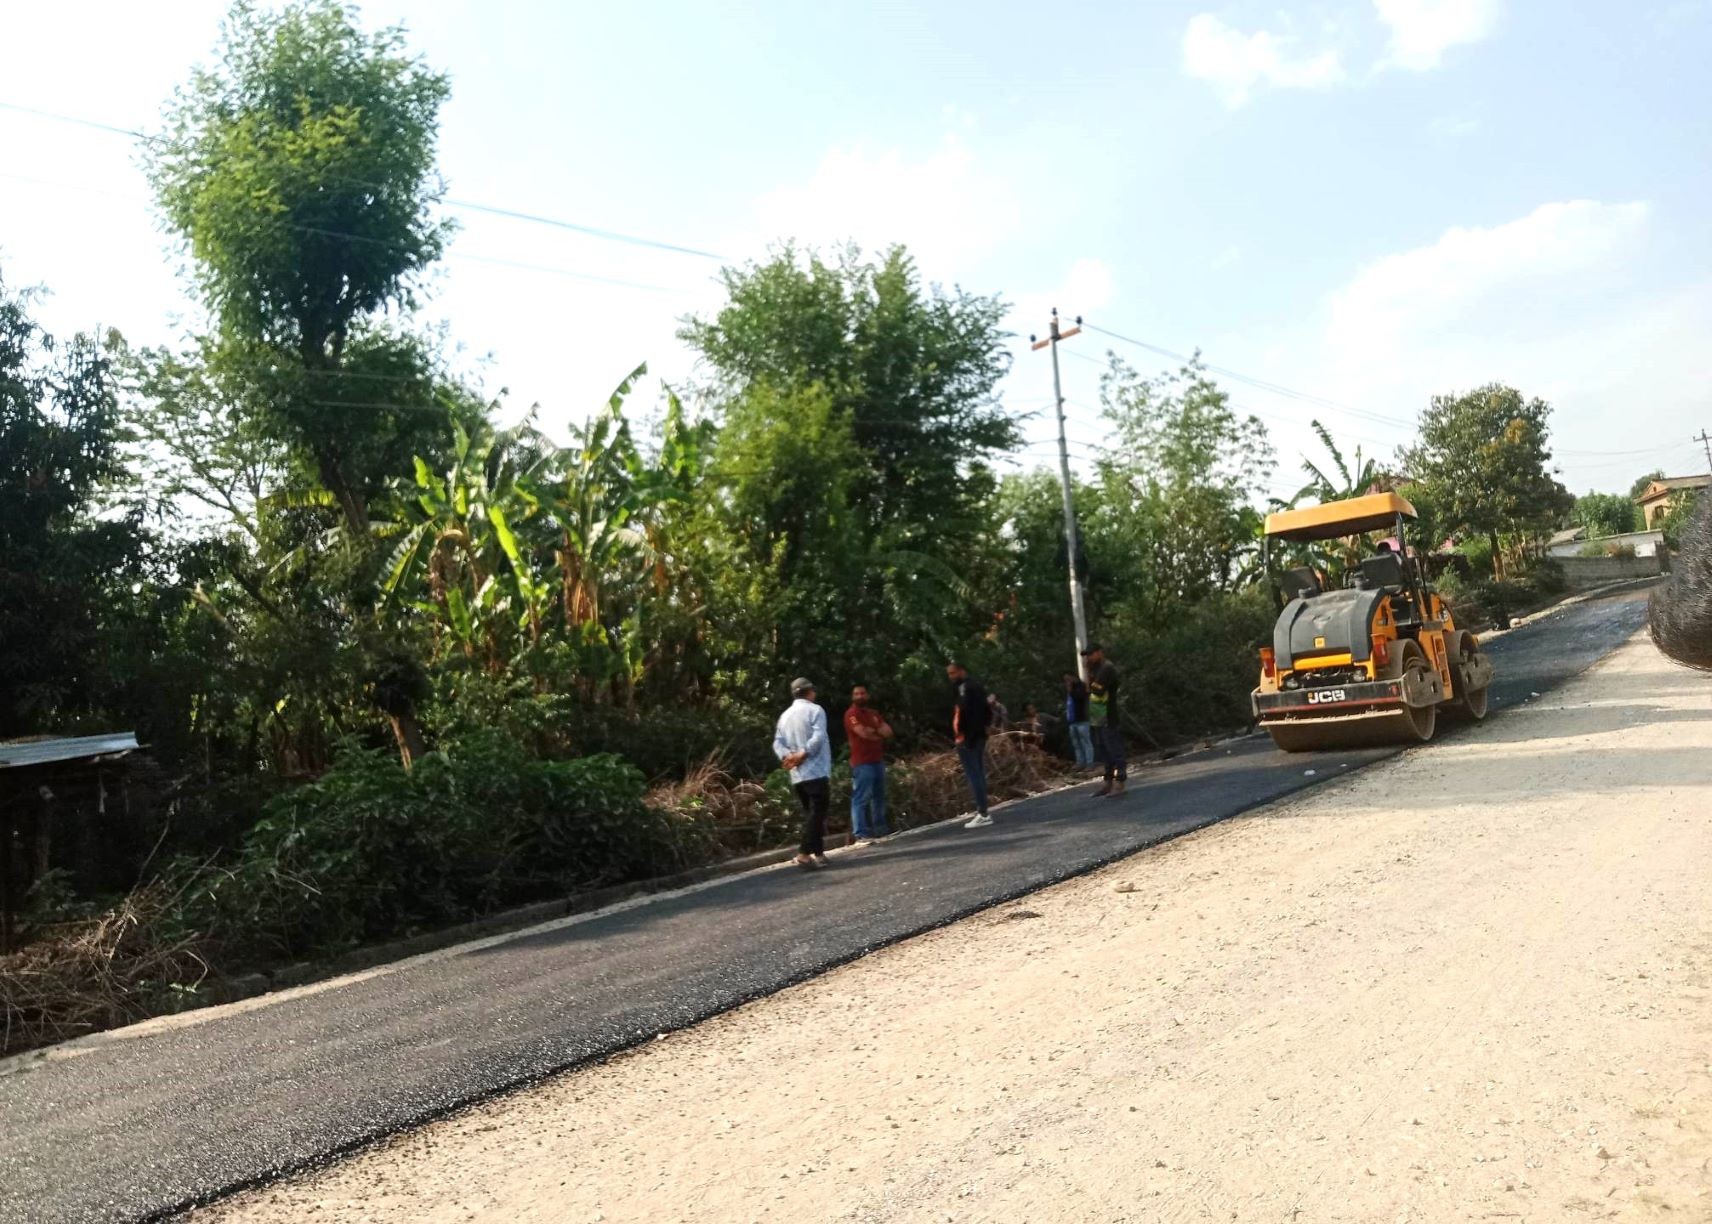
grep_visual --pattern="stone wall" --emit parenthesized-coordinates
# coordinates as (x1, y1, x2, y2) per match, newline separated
(1555, 553, 1662, 589)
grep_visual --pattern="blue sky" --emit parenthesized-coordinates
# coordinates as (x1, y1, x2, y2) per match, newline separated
(2, 0, 1709, 498)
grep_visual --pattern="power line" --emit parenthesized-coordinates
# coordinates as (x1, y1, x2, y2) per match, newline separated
(1081, 321, 1418, 431)
(0, 170, 682, 295)
(0, 98, 727, 261)
(1080, 321, 1678, 463)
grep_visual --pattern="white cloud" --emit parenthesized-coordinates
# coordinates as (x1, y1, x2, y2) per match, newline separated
(1212, 245, 1243, 270)
(1011, 257, 1114, 331)
(750, 128, 1023, 276)
(1181, 14, 1345, 108)
(1374, 0, 1501, 71)
(1258, 198, 1712, 492)
(1324, 200, 1649, 365)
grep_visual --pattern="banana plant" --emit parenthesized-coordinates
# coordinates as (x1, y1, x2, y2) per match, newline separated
(525, 364, 696, 631)
(377, 416, 553, 665)
(1270, 419, 1388, 581)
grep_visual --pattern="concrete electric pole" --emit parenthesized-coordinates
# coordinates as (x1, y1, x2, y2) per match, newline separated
(1695, 429, 1712, 475)
(1030, 308, 1091, 680)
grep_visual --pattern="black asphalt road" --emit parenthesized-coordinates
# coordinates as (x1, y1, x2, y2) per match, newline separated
(0, 589, 1650, 1224)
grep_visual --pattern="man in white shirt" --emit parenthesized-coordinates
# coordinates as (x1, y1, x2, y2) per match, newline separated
(773, 676, 832, 869)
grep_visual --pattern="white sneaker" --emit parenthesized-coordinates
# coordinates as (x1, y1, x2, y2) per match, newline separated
(964, 813, 994, 829)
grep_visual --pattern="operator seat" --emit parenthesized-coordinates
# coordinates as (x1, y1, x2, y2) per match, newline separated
(1358, 553, 1406, 591)
(1282, 566, 1321, 600)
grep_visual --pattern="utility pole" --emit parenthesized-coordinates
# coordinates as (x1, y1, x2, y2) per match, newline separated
(1696, 429, 1712, 475)
(1031, 308, 1091, 680)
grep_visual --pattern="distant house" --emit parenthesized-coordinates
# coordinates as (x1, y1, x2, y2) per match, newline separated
(1634, 475, 1711, 528)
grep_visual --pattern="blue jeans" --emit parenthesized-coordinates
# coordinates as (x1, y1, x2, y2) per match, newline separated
(851, 762, 888, 838)
(956, 740, 989, 816)
(1067, 721, 1094, 766)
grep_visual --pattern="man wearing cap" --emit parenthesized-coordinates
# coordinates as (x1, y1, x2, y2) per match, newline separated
(773, 677, 832, 868)
(945, 661, 994, 828)
(1082, 643, 1127, 798)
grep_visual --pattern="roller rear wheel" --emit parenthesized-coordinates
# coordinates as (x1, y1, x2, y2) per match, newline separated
(1448, 631, 1490, 721)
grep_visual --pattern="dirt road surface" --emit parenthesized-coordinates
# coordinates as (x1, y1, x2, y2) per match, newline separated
(206, 633, 1712, 1224)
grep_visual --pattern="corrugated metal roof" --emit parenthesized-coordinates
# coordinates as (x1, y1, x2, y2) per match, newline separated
(0, 733, 140, 770)
(1549, 526, 1585, 546)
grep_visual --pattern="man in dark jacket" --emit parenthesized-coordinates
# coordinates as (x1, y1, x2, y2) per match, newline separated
(1082, 643, 1128, 798)
(945, 661, 994, 828)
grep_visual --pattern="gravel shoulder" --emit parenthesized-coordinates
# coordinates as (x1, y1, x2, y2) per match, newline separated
(205, 631, 1712, 1224)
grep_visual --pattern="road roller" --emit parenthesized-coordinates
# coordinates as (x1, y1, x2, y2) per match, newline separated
(1251, 491, 1494, 752)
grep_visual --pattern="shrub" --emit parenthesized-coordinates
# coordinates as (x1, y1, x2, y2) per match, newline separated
(424, 667, 776, 781)
(186, 732, 718, 964)
(1119, 588, 1276, 744)
(1458, 535, 1495, 578)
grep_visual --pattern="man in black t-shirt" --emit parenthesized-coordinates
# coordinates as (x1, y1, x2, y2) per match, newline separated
(1082, 643, 1128, 798)
(945, 661, 994, 828)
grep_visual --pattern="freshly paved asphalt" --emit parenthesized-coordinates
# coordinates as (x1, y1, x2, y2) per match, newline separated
(0, 589, 1651, 1224)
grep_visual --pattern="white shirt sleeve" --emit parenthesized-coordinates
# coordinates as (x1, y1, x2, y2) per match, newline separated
(804, 705, 829, 760)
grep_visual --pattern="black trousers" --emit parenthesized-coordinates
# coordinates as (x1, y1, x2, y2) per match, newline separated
(1095, 725, 1127, 783)
(793, 777, 829, 856)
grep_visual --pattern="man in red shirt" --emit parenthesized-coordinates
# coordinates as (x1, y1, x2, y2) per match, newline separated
(844, 684, 894, 846)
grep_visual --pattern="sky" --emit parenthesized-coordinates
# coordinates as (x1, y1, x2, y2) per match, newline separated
(2, 0, 1710, 500)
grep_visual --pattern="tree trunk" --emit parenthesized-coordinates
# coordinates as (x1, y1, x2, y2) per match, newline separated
(320, 456, 369, 536)
(388, 707, 428, 771)
(1488, 530, 1505, 581)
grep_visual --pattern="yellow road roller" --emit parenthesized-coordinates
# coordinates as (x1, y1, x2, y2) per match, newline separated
(1251, 492, 1493, 752)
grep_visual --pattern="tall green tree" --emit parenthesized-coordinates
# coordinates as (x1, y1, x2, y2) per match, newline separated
(1096, 355, 1275, 618)
(1400, 384, 1573, 579)
(0, 274, 159, 738)
(680, 244, 1013, 544)
(679, 244, 1015, 703)
(686, 381, 865, 704)
(146, 0, 452, 535)
(1571, 491, 1639, 539)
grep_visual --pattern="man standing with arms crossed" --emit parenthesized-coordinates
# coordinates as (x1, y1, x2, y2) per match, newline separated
(1082, 643, 1128, 798)
(945, 661, 994, 829)
(844, 684, 893, 846)
(774, 677, 832, 868)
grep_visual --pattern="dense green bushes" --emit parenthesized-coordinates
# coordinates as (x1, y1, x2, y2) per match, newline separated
(1121, 588, 1276, 743)
(182, 733, 717, 965)
(1438, 561, 1567, 630)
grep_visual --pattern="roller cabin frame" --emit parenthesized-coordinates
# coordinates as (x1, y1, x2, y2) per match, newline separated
(1253, 493, 1494, 752)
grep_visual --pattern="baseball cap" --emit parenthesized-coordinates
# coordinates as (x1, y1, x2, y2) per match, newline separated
(790, 676, 815, 696)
